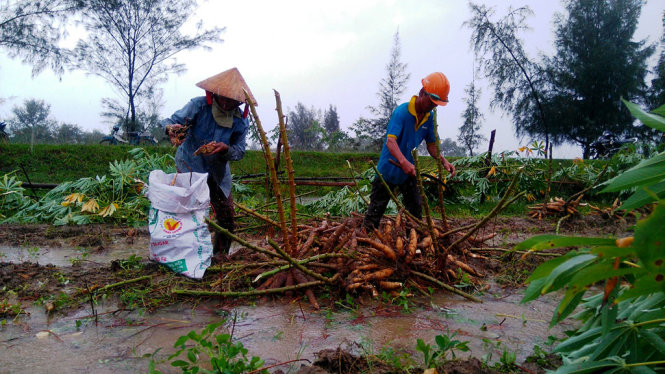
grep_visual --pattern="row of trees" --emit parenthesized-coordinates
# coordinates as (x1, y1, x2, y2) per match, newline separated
(2, 99, 112, 145)
(3, 0, 662, 157)
(1, 0, 222, 136)
(464, 0, 665, 158)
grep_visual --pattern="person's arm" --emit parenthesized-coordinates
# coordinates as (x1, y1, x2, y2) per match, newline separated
(386, 136, 416, 177)
(426, 142, 456, 176)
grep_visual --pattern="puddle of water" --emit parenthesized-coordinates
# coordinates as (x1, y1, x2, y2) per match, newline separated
(0, 238, 573, 373)
(0, 286, 572, 373)
(0, 245, 146, 267)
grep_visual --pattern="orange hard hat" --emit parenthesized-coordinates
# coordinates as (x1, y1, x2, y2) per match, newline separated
(421, 72, 450, 106)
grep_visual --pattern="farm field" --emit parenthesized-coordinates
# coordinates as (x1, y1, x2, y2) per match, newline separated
(1, 126, 663, 373)
(0, 215, 631, 374)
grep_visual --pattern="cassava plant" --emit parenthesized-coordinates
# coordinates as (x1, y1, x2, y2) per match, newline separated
(146, 320, 266, 374)
(3, 148, 175, 225)
(0, 172, 31, 219)
(517, 100, 665, 373)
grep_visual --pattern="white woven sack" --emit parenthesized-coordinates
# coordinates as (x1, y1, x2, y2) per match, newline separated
(147, 170, 213, 279)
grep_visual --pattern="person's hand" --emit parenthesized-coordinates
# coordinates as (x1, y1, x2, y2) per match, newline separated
(194, 141, 229, 156)
(166, 124, 185, 146)
(209, 141, 229, 155)
(399, 159, 416, 177)
(443, 159, 456, 176)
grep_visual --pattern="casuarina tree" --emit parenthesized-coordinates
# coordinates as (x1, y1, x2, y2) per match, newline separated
(465, 2, 551, 156)
(545, 0, 654, 158)
(648, 12, 665, 110)
(323, 104, 340, 134)
(70, 0, 223, 134)
(458, 76, 486, 156)
(353, 30, 410, 150)
(286, 103, 322, 150)
(0, 0, 82, 75)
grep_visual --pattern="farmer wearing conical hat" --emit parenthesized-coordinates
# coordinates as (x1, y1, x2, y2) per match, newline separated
(363, 72, 457, 231)
(161, 67, 257, 259)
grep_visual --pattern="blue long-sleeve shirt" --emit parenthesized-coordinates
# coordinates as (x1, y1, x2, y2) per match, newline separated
(160, 96, 248, 197)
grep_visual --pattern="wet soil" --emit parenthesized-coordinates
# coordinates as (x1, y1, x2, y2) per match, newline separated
(0, 215, 631, 373)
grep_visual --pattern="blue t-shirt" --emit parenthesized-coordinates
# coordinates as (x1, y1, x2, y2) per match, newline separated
(160, 96, 248, 197)
(376, 96, 438, 184)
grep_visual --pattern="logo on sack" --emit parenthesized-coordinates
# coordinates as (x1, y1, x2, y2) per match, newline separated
(163, 217, 182, 234)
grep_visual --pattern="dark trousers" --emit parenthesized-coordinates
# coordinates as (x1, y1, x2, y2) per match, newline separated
(363, 176, 422, 230)
(207, 176, 234, 254)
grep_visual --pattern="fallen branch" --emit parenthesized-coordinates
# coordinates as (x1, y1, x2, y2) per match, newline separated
(97, 275, 152, 292)
(448, 170, 525, 251)
(411, 271, 482, 303)
(469, 248, 560, 257)
(172, 280, 325, 298)
(267, 238, 335, 284)
(235, 202, 281, 229)
(207, 219, 284, 261)
(254, 253, 349, 283)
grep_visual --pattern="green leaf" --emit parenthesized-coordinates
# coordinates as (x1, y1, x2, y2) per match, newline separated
(173, 335, 189, 348)
(568, 263, 640, 289)
(652, 104, 665, 116)
(633, 203, 665, 289)
(552, 290, 585, 327)
(187, 349, 197, 363)
(620, 181, 665, 211)
(629, 293, 665, 322)
(516, 235, 616, 251)
(589, 329, 628, 361)
(590, 245, 637, 259)
(617, 276, 663, 301)
(171, 360, 189, 367)
(552, 359, 620, 374)
(526, 251, 581, 282)
(641, 330, 665, 356)
(601, 301, 619, 337)
(601, 163, 665, 193)
(522, 277, 548, 303)
(631, 366, 658, 374)
(622, 98, 665, 132)
(554, 326, 603, 353)
(540, 254, 598, 294)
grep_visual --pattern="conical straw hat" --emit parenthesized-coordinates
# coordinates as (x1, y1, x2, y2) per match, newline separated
(195, 67, 257, 105)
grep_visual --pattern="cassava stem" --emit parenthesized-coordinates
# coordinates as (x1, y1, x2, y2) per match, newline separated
(172, 280, 325, 297)
(243, 88, 293, 255)
(274, 90, 298, 250)
(448, 169, 525, 251)
(267, 238, 334, 284)
(411, 271, 482, 303)
(412, 148, 443, 260)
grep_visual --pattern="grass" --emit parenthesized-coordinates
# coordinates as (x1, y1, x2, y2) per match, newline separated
(1, 143, 381, 184)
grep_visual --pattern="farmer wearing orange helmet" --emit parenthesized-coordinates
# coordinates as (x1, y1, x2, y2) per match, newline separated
(363, 72, 456, 231)
(160, 67, 256, 259)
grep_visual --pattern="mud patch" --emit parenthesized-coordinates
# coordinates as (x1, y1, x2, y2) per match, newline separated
(291, 348, 393, 374)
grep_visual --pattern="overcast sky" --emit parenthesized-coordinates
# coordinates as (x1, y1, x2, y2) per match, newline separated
(1, 0, 663, 157)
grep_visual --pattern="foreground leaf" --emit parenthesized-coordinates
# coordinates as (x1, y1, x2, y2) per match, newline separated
(515, 235, 616, 252)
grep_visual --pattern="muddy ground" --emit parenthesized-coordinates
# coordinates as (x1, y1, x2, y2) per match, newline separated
(0, 215, 632, 373)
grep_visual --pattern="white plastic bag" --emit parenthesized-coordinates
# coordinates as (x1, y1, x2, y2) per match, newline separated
(147, 170, 212, 279)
